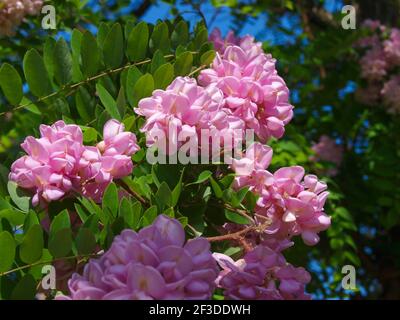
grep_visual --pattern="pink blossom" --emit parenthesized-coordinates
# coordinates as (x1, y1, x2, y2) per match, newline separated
(311, 135, 344, 176)
(231, 158, 331, 246)
(56, 215, 219, 300)
(214, 244, 311, 300)
(360, 47, 388, 81)
(135, 76, 241, 153)
(9, 121, 85, 206)
(0, 0, 43, 36)
(209, 28, 264, 58)
(9, 120, 139, 205)
(261, 167, 331, 246)
(381, 75, 400, 114)
(362, 19, 383, 31)
(384, 29, 400, 66)
(199, 35, 294, 142)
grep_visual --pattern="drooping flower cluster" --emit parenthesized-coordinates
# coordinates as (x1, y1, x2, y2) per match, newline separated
(200, 29, 294, 142)
(310, 135, 344, 177)
(213, 242, 311, 300)
(9, 119, 139, 205)
(135, 76, 243, 154)
(135, 28, 294, 154)
(57, 215, 219, 300)
(356, 20, 400, 114)
(231, 142, 331, 246)
(0, 0, 43, 36)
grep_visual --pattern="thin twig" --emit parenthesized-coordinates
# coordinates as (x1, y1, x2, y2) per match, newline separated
(206, 225, 256, 242)
(0, 55, 175, 117)
(188, 65, 207, 77)
(0, 253, 99, 278)
(117, 180, 148, 206)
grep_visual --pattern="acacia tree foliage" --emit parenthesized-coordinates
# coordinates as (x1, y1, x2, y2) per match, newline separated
(0, 0, 399, 300)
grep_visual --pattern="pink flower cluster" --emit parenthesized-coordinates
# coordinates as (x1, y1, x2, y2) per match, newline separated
(311, 135, 343, 177)
(9, 119, 139, 205)
(356, 20, 400, 114)
(381, 75, 400, 114)
(0, 0, 43, 36)
(231, 142, 331, 246)
(135, 76, 242, 153)
(200, 29, 294, 142)
(214, 242, 311, 300)
(57, 215, 219, 300)
(135, 29, 294, 152)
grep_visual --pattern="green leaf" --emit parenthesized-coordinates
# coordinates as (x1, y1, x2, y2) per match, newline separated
(194, 27, 208, 48)
(71, 29, 83, 57)
(125, 66, 142, 107)
(74, 203, 88, 223)
(225, 209, 251, 225)
(151, 50, 167, 73)
(154, 63, 174, 89)
(71, 29, 83, 82)
(50, 209, 71, 236)
(103, 23, 124, 68)
(200, 50, 216, 66)
(187, 170, 212, 186)
(171, 169, 184, 207)
(0, 209, 25, 226)
(210, 177, 223, 198)
(155, 182, 172, 210)
(76, 228, 96, 255)
(23, 49, 52, 97)
(0, 231, 16, 273)
(81, 31, 100, 77)
(174, 51, 193, 76)
(83, 127, 98, 143)
(23, 212, 39, 234)
(96, 83, 121, 120)
(127, 22, 149, 62)
(20, 224, 43, 264)
(141, 206, 158, 227)
(49, 228, 73, 258)
(53, 38, 73, 85)
(103, 182, 119, 218)
(119, 198, 141, 229)
(43, 37, 56, 81)
(132, 73, 154, 107)
(7, 181, 30, 212)
(97, 22, 110, 48)
(171, 20, 189, 48)
(150, 22, 170, 54)
(75, 86, 93, 122)
(11, 274, 36, 300)
(0, 63, 23, 105)
(330, 238, 344, 250)
(116, 86, 127, 117)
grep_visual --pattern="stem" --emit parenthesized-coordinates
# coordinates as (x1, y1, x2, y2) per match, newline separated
(117, 180, 148, 206)
(188, 65, 207, 77)
(206, 225, 256, 242)
(0, 54, 175, 118)
(0, 253, 99, 278)
(223, 203, 255, 223)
